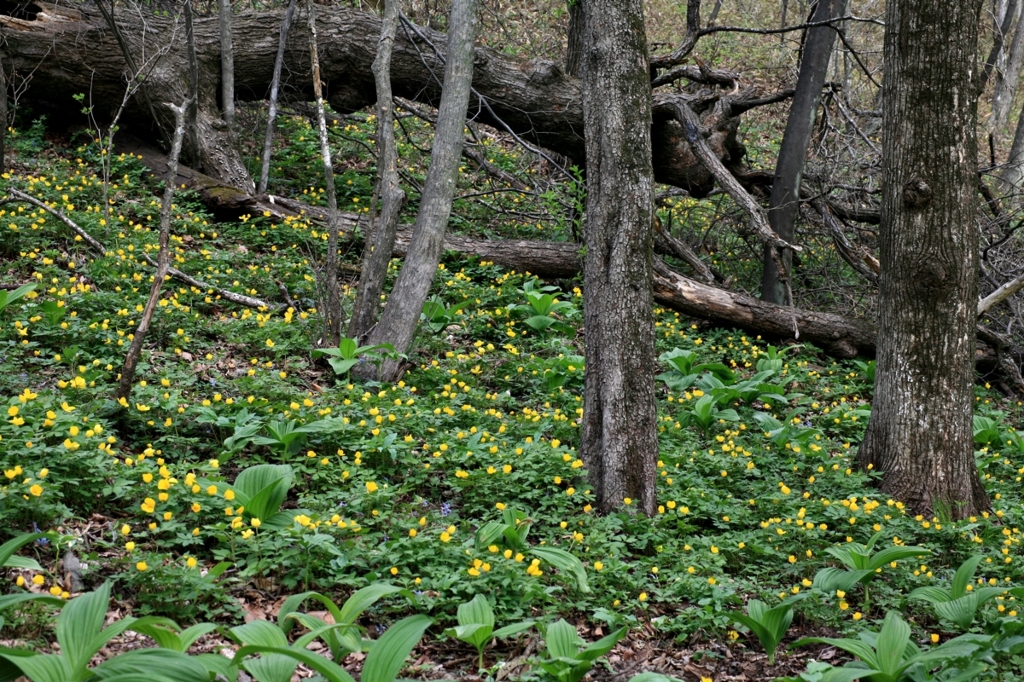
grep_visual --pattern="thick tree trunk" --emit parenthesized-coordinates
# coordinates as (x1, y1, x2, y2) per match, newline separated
(760, 0, 847, 304)
(0, 1, 743, 195)
(349, 0, 406, 340)
(579, 0, 658, 516)
(856, 0, 990, 518)
(360, 0, 479, 381)
(565, 1, 583, 77)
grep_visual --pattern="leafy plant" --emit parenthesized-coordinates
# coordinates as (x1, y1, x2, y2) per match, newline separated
(208, 463, 301, 528)
(731, 593, 807, 664)
(513, 279, 575, 334)
(474, 506, 591, 593)
(910, 555, 1007, 630)
(682, 394, 740, 435)
(756, 344, 802, 373)
(537, 618, 627, 682)
(233, 614, 432, 682)
(445, 594, 534, 671)
(420, 296, 471, 333)
(973, 416, 1001, 446)
(813, 531, 930, 611)
(0, 283, 36, 316)
(0, 582, 221, 682)
(313, 337, 398, 378)
(276, 582, 410, 661)
(658, 347, 734, 391)
(791, 611, 989, 682)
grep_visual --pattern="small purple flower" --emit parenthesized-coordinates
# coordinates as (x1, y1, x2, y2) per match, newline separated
(440, 502, 452, 517)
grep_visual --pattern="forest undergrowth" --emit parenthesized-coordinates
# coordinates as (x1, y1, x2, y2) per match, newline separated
(2, 110, 1024, 681)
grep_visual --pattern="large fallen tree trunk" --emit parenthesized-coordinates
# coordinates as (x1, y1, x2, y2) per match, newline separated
(1, 0, 755, 194)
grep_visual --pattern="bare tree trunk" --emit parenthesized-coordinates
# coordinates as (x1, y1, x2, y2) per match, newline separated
(0, 56, 6, 176)
(359, 0, 479, 381)
(708, 0, 725, 24)
(349, 0, 405, 339)
(579, 0, 658, 516)
(565, 0, 583, 77)
(980, 0, 1018, 93)
(307, 0, 343, 345)
(257, 0, 297, 195)
(184, 0, 201, 169)
(219, 0, 235, 129)
(115, 101, 188, 402)
(999, 98, 1024, 189)
(857, 0, 990, 518)
(993, 11, 1024, 129)
(760, 0, 847, 304)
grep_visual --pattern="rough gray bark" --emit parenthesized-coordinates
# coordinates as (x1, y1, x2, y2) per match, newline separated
(993, 10, 1024, 129)
(565, 0, 583, 77)
(184, 0, 200, 169)
(0, 2, 745, 196)
(998, 99, 1024, 190)
(0, 56, 6, 175)
(219, 0, 235, 128)
(307, 0, 343, 345)
(856, 0, 991, 518)
(360, 0, 479, 381)
(257, 0, 296, 195)
(579, 0, 658, 516)
(760, 0, 847, 304)
(115, 101, 188, 402)
(349, 0, 406, 340)
(980, 0, 1018, 93)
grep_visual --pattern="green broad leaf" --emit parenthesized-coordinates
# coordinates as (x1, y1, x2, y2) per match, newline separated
(492, 620, 534, 640)
(361, 614, 432, 682)
(57, 582, 120, 675)
(530, 546, 591, 593)
(338, 583, 407, 626)
(1, 654, 70, 682)
(578, 626, 627, 662)
(474, 521, 507, 549)
(233, 464, 293, 521)
(193, 653, 237, 679)
(0, 282, 36, 314)
(0, 532, 52, 569)
(232, 619, 290, 648)
(447, 623, 492, 649)
(818, 666, 879, 682)
(732, 612, 775, 655)
(932, 595, 983, 631)
(90, 648, 212, 681)
(458, 594, 495, 629)
(277, 591, 340, 631)
(951, 555, 985, 599)
(790, 636, 881, 671)
(865, 545, 930, 571)
(813, 567, 874, 593)
(204, 561, 233, 582)
(233, 645, 355, 682)
(122, 617, 185, 651)
(545, 619, 583, 659)
(874, 612, 910, 679)
(2, 555, 42, 571)
(0, 592, 65, 613)
(909, 586, 954, 604)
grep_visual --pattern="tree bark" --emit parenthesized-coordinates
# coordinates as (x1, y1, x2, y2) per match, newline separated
(998, 97, 1024, 190)
(0, 1, 745, 196)
(0, 55, 6, 175)
(115, 100, 188, 402)
(993, 9, 1024, 129)
(219, 0, 235, 129)
(349, 0, 406, 340)
(257, 0, 297, 195)
(760, 0, 847, 304)
(856, 0, 990, 518)
(359, 0, 479, 381)
(565, 0, 583, 77)
(579, 0, 658, 516)
(307, 0, 343, 345)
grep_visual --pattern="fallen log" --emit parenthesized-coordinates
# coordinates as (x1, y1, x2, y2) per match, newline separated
(2, 0, 758, 195)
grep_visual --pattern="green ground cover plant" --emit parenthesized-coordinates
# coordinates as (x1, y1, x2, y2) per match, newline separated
(2, 112, 1024, 680)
